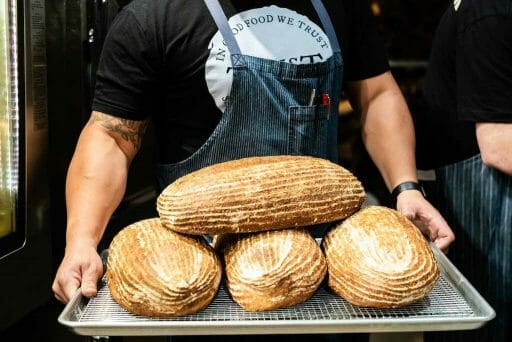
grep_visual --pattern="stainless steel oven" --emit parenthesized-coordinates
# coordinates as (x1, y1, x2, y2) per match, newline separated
(1, 0, 156, 332)
(0, 0, 52, 330)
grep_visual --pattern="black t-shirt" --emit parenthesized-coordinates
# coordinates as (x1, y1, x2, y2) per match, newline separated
(92, 0, 389, 163)
(415, 0, 512, 169)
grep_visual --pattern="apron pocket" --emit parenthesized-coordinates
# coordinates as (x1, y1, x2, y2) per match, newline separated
(287, 105, 329, 158)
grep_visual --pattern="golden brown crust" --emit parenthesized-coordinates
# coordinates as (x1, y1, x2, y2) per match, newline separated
(223, 229, 327, 311)
(106, 218, 222, 316)
(157, 156, 365, 235)
(323, 206, 439, 308)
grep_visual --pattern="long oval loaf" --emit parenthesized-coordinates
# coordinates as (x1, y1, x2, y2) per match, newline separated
(157, 156, 365, 235)
(223, 229, 327, 311)
(323, 206, 439, 308)
(106, 218, 222, 316)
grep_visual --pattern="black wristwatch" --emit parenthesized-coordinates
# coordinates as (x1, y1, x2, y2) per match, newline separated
(391, 181, 426, 203)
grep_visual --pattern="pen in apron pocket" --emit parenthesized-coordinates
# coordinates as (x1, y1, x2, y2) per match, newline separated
(308, 88, 317, 106)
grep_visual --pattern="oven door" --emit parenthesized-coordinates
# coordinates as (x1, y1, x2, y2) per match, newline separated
(0, 0, 52, 330)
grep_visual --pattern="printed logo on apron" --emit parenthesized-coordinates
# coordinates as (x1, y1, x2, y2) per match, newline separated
(205, 5, 333, 112)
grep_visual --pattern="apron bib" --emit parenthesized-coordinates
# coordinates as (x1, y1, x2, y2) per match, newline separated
(155, 0, 344, 190)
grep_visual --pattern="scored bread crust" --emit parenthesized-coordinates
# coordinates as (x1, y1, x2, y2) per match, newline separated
(157, 156, 365, 235)
(323, 206, 439, 308)
(223, 229, 327, 311)
(106, 218, 222, 316)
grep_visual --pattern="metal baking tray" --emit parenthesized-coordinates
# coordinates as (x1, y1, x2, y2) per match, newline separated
(58, 245, 495, 336)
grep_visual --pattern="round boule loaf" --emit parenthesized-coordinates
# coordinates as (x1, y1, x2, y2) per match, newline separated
(223, 229, 327, 311)
(157, 155, 365, 235)
(323, 206, 439, 308)
(106, 218, 222, 316)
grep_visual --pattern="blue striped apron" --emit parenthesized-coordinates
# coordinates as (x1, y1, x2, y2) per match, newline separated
(155, 0, 343, 191)
(430, 154, 511, 341)
(162, 4, 365, 341)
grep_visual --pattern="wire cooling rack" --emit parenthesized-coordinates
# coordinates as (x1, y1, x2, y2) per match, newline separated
(59, 247, 495, 336)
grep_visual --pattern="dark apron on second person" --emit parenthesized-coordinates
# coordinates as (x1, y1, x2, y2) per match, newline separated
(155, 0, 343, 192)
(433, 154, 512, 342)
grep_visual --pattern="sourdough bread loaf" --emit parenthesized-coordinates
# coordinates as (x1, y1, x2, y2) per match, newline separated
(106, 218, 222, 316)
(223, 229, 327, 311)
(157, 156, 365, 235)
(323, 206, 439, 308)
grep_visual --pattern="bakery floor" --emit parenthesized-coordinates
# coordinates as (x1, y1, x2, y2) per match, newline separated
(0, 297, 424, 342)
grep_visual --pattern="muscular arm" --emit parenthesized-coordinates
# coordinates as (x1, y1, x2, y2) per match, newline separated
(476, 122, 512, 175)
(347, 71, 455, 252)
(53, 111, 148, 303)
(347, 71, 418, 190)
(66, 111, 147, 247)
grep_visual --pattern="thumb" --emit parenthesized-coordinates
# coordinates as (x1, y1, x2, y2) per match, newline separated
(61, 278, 81, 304)
(81, 263, 102, 298)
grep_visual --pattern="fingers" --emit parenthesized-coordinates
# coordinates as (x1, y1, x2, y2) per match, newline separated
(434, 236, 453, 254)
(427, 214, 455, 252)
(52, 250, 103, 303)
(52, 275, 80, 304)
(64, 279, 82, 302)
(398, 207, 417, 223)
(399, 207, 431, 237)
(398, 200, 456, 253)
(410, 217, 452, 254)
(53, 287, 66, 304)
(81, 262, 103, 298)
(52, 264, 102, 303)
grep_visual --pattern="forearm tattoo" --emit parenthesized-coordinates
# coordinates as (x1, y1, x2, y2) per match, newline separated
(88, 112, 148, 150)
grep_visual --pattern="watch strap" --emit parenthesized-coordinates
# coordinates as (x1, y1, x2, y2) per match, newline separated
(391, 181, 426, 202)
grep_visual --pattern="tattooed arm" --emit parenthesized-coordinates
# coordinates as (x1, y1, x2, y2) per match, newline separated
(52, 111, 148, 303)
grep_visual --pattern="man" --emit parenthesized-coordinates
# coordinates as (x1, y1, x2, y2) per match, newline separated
(414, 0, 512, 341)
(52, 0, 454, 305)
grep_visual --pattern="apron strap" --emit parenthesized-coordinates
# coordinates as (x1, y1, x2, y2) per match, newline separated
(310, 0, 341, 54)
(204, 0, 246, 68)
(204, 0, 341, 61)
